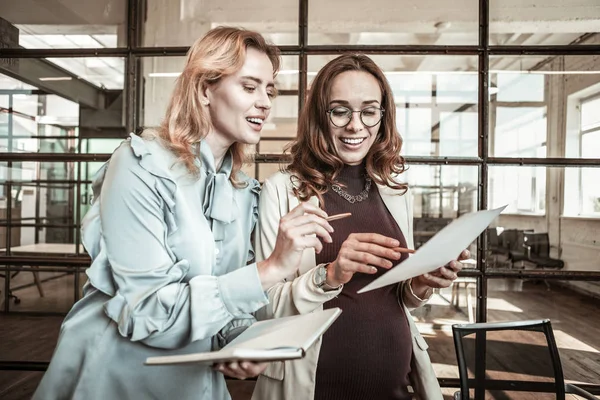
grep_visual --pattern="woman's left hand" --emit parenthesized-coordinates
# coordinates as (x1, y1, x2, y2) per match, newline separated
(412, 249, 471, 292)
(213, 361, 268, 380)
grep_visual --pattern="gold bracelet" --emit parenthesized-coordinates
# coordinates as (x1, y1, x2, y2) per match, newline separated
(406, 278, 432, 302)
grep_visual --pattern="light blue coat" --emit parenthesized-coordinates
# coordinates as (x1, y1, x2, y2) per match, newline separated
(33, 132, 268, 400)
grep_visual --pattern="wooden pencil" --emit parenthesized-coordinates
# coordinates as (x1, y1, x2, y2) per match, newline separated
(325, 212, 352, 222)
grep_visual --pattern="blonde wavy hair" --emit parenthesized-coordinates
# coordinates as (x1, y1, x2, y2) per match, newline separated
(158, 26, 280, 187)
(287, 54, 407, 203)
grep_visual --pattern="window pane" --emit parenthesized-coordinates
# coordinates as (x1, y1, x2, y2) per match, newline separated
(490, 0, 600, 46)
(308, 0, 478, 45)
(489, 166, 546, 214)
(0, 0, 127, 49)
(581, 96, 600, 131)
(0, 59, 126, 155)
(439, 111, 478, 157)
(46, 57, 124, 90)
(81, 138, 122, 154)
(399, 108, 432, 156)
(436, 73, 478, 104)
(489, 166, 599, 273)
(141, 56, 297, 128)
(143, 0, 298, 46)
(564, 165, 600, 217)
(405, 165, 478, 224)
(1, 58, 125, 93)
(496, 73, 544, 102)
(492, 55, 600, 159)
(493, 107, 547, 157)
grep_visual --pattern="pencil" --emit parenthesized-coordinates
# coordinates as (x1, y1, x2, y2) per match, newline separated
(393, 247, 416, 254)
(325, 212, 352, 222)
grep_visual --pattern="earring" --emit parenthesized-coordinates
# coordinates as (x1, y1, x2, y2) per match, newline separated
(202, 99, 209, 106)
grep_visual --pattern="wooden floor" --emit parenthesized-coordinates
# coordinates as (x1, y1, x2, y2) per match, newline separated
(1, 274, 599, 399)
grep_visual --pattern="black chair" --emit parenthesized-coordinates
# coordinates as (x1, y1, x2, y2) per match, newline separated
(452, 319, 596, 400)
(486, 228, 512, 268)
(495, 229, 524, 268)
(523, 232, 564, 270)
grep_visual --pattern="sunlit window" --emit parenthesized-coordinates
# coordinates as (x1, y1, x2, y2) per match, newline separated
(579, 96, 600, 216)
(490, 72, 547, 214)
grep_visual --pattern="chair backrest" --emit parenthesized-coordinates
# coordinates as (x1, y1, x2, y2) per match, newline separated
(497, 229, 519, 251)
(486, 227, 499, 247)
(524, 232, 550, 258)
(453, 319, 567, 400)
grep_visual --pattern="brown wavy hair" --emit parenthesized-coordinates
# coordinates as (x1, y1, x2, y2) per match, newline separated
(158, 26, 280, 187)
(287, 54, 407, 203)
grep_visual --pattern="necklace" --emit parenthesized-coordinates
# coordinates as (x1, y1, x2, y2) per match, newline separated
(331, 176, 372, 203)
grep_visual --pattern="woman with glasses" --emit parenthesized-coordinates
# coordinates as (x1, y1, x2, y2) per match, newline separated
(252, 54, 468, 400)
(32, 27, 334, 400)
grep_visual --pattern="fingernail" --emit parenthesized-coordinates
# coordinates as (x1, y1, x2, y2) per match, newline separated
(371, 267, 377, 273)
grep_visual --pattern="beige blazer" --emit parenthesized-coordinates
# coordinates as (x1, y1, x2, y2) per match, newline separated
(252, 171, 442, 400)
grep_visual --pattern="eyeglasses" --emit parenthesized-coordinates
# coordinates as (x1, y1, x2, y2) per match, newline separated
(326, 106, 385, 128)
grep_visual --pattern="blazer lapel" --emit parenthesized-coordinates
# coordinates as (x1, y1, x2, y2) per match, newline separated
(377, 184, 413, 249)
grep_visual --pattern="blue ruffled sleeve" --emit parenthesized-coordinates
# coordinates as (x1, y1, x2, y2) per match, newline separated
(82, 134, 267, 350)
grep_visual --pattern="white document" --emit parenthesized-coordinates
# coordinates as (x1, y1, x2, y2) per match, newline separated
(145, 307, 342, 366)
(358, 205, 507, 294)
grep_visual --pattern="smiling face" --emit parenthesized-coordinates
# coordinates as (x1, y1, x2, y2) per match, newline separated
(328, 70, 383, 166)
(204, 47, 276, 149)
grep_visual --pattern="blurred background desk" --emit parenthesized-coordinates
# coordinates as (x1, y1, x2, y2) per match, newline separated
(1, 244, 87, 305)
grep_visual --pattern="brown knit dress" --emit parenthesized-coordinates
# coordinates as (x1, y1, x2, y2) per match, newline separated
(314, 163, 413, 400)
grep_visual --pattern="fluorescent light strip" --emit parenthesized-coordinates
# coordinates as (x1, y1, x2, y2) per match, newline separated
(147, 70, 600, 78)
(148, 72, 181, 78)
(490, 70, 600, 75)
(39, 77, 73, 81)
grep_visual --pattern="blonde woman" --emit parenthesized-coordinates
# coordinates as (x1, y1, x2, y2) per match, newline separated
(33, 27, 333, 400)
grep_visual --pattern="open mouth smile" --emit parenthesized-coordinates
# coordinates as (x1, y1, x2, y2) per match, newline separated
(339, 137, 366, 145)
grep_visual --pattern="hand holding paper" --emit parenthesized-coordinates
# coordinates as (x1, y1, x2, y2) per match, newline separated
(358, 206, 507, 294)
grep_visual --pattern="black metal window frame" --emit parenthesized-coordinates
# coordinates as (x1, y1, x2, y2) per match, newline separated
(1, 0, 599, 392)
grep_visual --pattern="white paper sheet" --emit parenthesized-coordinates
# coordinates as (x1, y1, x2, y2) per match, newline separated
(357, 205, 506, 294)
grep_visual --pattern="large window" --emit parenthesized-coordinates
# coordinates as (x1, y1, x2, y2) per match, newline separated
(564, 94, 600, 218)
(579, 96, 600, 216)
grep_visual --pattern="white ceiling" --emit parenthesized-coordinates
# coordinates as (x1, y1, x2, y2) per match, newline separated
(0, 0, 598, 98)
(1, 0, 598, 42)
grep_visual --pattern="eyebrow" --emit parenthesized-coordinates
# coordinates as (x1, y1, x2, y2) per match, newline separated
(240, 75, 276, 89)
(329, 99, 380, 106)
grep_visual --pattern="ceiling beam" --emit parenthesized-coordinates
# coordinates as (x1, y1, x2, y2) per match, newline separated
(0, 58, 106, 109)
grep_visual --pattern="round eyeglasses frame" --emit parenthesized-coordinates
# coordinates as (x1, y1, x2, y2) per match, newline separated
(326, 106, 385, 128)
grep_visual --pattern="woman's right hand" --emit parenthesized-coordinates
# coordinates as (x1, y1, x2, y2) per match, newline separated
(326, 233, 402, 287)
(258, 202, 333, 289)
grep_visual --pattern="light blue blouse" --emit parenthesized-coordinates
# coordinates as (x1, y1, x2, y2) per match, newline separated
(33, 132, 268, 400)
